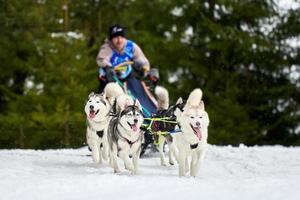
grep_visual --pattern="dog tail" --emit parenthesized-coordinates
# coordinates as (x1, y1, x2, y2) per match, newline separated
(186, 88, 203, 108)
(155, 86, 169, 110)
(104, 82, 125, 105)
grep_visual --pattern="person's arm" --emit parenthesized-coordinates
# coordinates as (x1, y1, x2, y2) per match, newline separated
(132, 43, 150, 73)
(96, 42, 113, 67)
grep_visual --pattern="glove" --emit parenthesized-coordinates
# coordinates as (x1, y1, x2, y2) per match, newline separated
(133, 62, 149, 78)
(105, 66, 115, 82)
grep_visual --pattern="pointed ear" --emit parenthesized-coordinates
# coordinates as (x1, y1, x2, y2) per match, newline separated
(174, 107, 183, 118)
(88, 92, 95, 98)
(134, 99, 142, 110)
(119, 99, 131, 110)
(102, 92, 106, 99)
(176, 97, 183, 105)
(199, 100, 205, 110)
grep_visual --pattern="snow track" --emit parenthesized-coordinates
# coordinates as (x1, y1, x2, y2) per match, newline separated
(1, 145, 299, 200)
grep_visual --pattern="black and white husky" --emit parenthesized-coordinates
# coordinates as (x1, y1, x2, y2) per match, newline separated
(85, 82, 124, 164)
(85, 92, 110, 164)
(174, 88, 210, 177)
(107, 94, 144, 174)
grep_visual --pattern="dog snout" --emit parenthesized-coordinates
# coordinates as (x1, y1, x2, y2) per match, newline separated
(134, 119, 138, 124)
(196, 121, 201, 127)
(89, 105, 94, 110)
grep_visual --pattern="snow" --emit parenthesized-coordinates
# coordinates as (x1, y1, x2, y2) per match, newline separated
(1, 145, 300, 200)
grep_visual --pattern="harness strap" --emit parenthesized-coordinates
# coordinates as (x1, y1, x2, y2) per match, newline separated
(117, 128, 141, 148)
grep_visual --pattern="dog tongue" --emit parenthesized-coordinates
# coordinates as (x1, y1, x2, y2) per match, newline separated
(89, 111, 95, 119)
(132, 124, 139, 132)
(194, 127, 202, 140)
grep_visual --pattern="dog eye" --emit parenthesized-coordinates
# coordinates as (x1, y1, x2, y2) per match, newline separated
(190, 116, 195, 119)
(96, 101, 100, 103)
(89, 100, 92, 103)
(127, 113, 133, 117)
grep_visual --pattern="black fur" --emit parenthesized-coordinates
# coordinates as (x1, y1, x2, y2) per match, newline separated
(96, 130, 104, 138)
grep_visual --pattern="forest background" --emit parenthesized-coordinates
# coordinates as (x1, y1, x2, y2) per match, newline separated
(0, 0, 299, 149)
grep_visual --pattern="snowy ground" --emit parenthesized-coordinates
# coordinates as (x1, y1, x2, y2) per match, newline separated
(1, 145, 300, 200)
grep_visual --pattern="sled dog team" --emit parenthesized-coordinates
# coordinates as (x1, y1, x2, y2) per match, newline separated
(85, 83, 209, 177)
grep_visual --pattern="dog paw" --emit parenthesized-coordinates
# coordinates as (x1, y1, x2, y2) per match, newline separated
(125, 165, 134, 172)
(132, 170, 139, 175)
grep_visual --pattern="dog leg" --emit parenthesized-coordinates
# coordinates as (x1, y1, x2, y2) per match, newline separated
(97, 140, 103, 164)
(167, 140, 178, 165)
(119, 150, 134, 172)
(178, 150, 186, 176)
(191, 148, 206, 177)
(111, 146, 120, 173)
(91, 140, 100, 163)
(158, 136, 167, 166)
(185, 156, 189, 174)
(102, 141, 109, 161)
(132, 148, 141, 175)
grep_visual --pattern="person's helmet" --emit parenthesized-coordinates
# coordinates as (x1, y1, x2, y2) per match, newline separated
(108, 24, 126, 40)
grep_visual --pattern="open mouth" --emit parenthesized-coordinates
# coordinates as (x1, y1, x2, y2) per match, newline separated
(190, 124, 202, 140)
(127, 122, 139, 132)
(89, 109, 99, 119)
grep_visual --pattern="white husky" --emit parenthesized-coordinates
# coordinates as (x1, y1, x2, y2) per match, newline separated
(107, 94, 144, 174)
(85, 82, 124, 164)
(174, 88, 210, 177)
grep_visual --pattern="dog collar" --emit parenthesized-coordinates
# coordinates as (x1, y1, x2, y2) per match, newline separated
(190, 143, 198, 149)
(118, 132, 141, 148)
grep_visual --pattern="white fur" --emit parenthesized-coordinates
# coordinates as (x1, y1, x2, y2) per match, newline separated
(174, 88, 209, 177)
(155, 86, 169, 110)
(104, 82, 125, 105)
(109, 95, 144, 174)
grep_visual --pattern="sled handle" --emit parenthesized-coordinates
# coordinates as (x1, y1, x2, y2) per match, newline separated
(114, 61, 134, 72)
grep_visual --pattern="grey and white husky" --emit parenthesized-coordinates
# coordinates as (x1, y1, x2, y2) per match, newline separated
(174, 88, 210, 177)
(107, 94, 144, 174)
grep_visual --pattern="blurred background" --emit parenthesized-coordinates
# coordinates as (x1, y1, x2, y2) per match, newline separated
(0, 0, 299, 149)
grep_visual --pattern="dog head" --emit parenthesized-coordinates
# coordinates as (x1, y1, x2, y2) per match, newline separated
(84, 92, 109, 122)
(175, 88, 209, 141)
(118, 96, 144, 133)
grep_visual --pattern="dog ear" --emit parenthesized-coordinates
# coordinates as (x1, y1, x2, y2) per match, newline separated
(134, 99, 142, 110)
(174, 107, 183, 118)
(176, 97, 183, 105)
(101, 92, 106, 99)
(119, 98, 131, 111)
(199, 100, 205, 110)
(88, 92, 95, 98)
